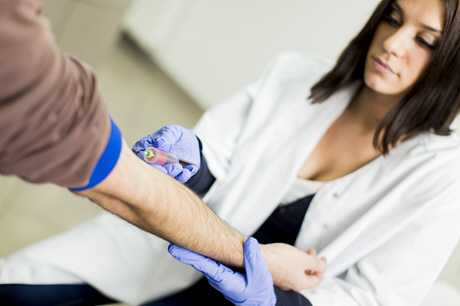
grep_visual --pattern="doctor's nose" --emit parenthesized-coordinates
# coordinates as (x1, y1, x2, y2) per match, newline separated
(383, 29, 408, 58)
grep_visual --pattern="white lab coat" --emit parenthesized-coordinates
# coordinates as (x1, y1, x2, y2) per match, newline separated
(1, 53, 460, 306)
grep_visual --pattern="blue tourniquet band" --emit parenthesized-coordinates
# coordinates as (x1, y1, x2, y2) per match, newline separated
(70, 116, 122, 191)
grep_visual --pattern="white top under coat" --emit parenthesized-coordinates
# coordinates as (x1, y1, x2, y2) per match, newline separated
(280, 177, 324, 205)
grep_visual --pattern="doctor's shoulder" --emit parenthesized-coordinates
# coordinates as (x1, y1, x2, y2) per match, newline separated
(413, 131, 460, 156)
(378, 132, 460, 207)
(402, 131, 460, 179)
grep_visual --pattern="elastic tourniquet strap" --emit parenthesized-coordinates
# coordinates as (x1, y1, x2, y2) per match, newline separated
(69, 116, 122, 191)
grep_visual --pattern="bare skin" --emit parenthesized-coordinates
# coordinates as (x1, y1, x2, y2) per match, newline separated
(298, 86, 395, 182)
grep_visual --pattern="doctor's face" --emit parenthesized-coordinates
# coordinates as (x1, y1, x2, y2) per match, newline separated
(363, 0, 444, 97)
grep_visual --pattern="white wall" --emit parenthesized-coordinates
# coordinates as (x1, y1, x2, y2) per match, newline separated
(123, 0, 380, 109)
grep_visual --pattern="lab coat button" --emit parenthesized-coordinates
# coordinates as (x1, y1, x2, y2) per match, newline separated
(333, 192, 339, 198)
(323, 224, 330, 230)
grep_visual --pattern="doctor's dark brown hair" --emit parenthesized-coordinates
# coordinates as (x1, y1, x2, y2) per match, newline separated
(309, 0, 460, 155)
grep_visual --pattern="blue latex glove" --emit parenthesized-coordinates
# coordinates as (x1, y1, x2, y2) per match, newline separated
(132, 125, 201, 183)
(168, 238, 277, 306)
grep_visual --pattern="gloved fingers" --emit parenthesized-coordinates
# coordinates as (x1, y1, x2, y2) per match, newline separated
(132, 150, 145, 161)
(152, 125, 182, 152)
(243, 238, 272, 285)
(162, 163, 183, 178)
(176, 168, 192, 184)
(205, 276, 247, 303)
(132, 137, 153, 153)
(168, 244, 234, 282)
(132, 148, 178, 178)
(184, 165, 198, 176)
(152, 137, 173, 152)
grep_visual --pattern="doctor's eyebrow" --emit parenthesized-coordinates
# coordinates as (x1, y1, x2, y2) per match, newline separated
(393, 1, 443, 34)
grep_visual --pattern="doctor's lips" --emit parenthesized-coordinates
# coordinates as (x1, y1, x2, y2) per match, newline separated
(372, 56, 395, 75)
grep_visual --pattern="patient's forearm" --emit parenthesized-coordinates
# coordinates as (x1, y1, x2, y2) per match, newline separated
(76, 141, 246, 268)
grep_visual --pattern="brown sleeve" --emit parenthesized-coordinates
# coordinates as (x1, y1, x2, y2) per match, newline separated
(0, 0, 112, 188)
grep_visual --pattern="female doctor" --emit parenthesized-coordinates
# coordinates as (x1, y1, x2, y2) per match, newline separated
(2, 0, 460, 305)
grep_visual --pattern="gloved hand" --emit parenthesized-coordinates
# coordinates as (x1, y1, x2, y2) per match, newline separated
(132, 125, 201, 183)
(168, 238, 277, 306)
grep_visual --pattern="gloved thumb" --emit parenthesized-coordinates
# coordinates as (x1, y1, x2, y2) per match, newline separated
(176, 168, 192, 184)
(243, 238, 271, 285)
(168, 244, 232, 282)
(152, 136, 173, 152)
(162, 164, 183, 178)
(132, 137, 153, 153)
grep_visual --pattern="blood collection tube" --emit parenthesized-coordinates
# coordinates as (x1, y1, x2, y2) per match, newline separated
(143, 147, 179, 165)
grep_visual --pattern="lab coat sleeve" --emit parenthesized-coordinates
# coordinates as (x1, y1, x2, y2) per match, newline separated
(300, 180, 460, 306)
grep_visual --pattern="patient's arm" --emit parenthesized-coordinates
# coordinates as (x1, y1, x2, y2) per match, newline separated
(75, 140, 246, 268)
(76, 142, 326, 289)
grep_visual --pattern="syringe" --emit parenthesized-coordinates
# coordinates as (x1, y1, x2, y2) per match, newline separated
(143, 147, 195, 167)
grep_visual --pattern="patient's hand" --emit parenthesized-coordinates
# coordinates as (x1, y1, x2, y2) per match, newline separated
(260, 243, 327, 292)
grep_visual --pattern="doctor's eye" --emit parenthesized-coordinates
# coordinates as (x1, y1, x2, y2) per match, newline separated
(416, 37, 437, 50)
(383, 14, 401, 27)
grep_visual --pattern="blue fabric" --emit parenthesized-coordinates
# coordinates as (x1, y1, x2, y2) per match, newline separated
(143, 277, 232, 306)
(185, 148, 215, 196)
(70, 117, 122, 191)
(0, 284, 116, 306)
(253, 194, 315, 245)
(144, 278, 313, 306)
(274, 287, 313, 306)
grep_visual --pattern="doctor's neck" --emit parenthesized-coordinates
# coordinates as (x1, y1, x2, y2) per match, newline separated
(347, 84, 404, 133)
